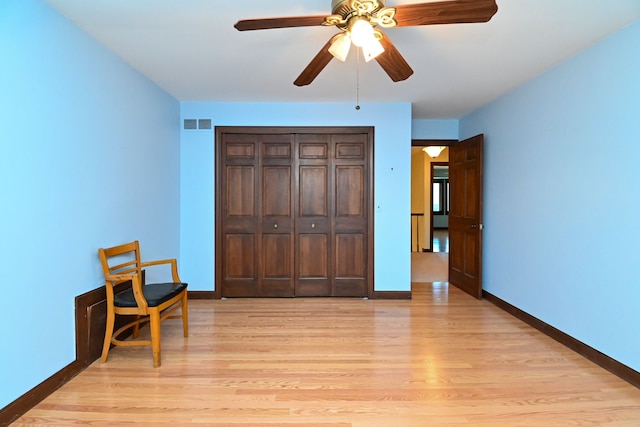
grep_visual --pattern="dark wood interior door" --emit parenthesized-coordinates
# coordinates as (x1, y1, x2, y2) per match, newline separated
(295, 134, 332, 296)
(260, 134, 295, 297)
(218, 133, 294, 297)
(449, 134, 484, 299)
(294, 132, 370, 297)
(217, 127, 372, 298)
(331, 133, 369, 296)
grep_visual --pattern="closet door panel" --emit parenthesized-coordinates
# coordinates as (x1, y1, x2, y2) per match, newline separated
(332, 134, 369, 297)
(334, 233, 367, 296)
(225, 234, 255, 279)
(295, 136, 332, 296)
(262, 166, 291, 217)
(296, 233, 330, 296)
(299, 166, 327, 217)
(219, 134, 260, 297)
(260, 137, 295, 297)
(296, 163, 331, 296)
(335, 165, 365, 218)
(226, 166, 255, 216)
(260, 232, 294, 297)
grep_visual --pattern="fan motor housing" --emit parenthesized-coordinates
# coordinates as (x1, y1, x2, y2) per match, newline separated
(331, 0, 386, 16)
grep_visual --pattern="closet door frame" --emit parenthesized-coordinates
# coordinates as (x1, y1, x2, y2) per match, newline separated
(214, 126, 375, 299)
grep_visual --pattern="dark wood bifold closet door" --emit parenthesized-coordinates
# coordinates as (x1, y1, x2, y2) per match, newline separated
(331, 134, 369, 296)
(216, 127, 373, 298)
(219, 133, 295, 297)
(295, 134, 332, 296)
(295, 133, 369, 297)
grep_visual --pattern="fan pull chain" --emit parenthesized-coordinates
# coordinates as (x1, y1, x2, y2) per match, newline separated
(355, 48, 361, 110)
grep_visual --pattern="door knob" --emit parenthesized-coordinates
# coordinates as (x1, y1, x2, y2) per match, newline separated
(273, 223, 278, 229)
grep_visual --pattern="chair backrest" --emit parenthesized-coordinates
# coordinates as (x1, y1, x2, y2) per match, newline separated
(98, 240, 148, 310)
(98, 240, 142, 282)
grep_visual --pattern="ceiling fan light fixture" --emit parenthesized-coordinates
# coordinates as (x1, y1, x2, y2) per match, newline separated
(423, 146, 446, 158)
(350, 18, 375, 48)
(235, 0, 498, 86)
(362, 36, 385, 62)
(329, 33, 351, 62)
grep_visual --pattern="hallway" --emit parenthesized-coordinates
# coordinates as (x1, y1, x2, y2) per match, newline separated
(411, 251, 448, 283)
(412, 229, 449, 283)
(432, 229, 449, 253)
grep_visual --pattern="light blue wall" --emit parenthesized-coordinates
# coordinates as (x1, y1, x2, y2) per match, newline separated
(180, 102, 412, 293)
(0, 0, 180, 409)
(412, 119, 459, 140)
(460, 19, 640, 371)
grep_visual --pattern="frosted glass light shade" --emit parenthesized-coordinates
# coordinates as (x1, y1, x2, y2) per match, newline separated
(329, 33, 351, 62)
(350, 19, 375, 47)
(329, 19, 385, 63)
(423, 146, 446, 158)
(362, 37, 384, 62)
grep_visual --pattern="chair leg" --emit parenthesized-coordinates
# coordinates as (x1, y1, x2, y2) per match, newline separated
(149, 308, 162, 368)
(132, 314, 141, 338)
(182, 293, 189, 337)
(101, 308, 115, 363)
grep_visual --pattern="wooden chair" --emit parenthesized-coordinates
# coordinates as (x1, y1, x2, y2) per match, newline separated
(98, 240, 188, 367)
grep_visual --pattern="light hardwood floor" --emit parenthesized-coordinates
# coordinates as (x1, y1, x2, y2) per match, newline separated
(13, 283, 640, 426)
(433, 229, 449, 253)
(411, 252, 448, 282)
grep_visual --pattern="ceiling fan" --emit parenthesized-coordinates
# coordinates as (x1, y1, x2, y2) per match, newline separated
(235, 0, 498, 86)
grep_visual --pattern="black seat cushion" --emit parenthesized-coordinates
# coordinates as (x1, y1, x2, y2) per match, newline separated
(114, 282, 187, 308)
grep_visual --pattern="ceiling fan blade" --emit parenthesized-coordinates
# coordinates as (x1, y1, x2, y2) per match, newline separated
(294, 37, 335, 87)
(391, 0, 498, 27)
(235, 15, 327, 31)
(375, 33, 414, 82)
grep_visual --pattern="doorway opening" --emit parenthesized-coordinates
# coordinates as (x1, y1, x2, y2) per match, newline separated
(431, 163, 449, 254)
(411, 135, 485, 298)
(410, 140, 454, 283)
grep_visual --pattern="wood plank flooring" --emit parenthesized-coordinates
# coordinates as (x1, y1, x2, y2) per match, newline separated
(411, 252, 448, 283)
(433, 229, 449, 253)
(13, 284, 640, 426)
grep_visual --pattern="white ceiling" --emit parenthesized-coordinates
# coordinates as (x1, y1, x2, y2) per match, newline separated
(45, 0, 640, 119)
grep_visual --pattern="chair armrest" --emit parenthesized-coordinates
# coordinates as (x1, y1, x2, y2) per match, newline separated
(105, 273, 136, 282)
(140, 259, 175, 268)
(104, 273, 148, 312)
(140, 258, 181, 283)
